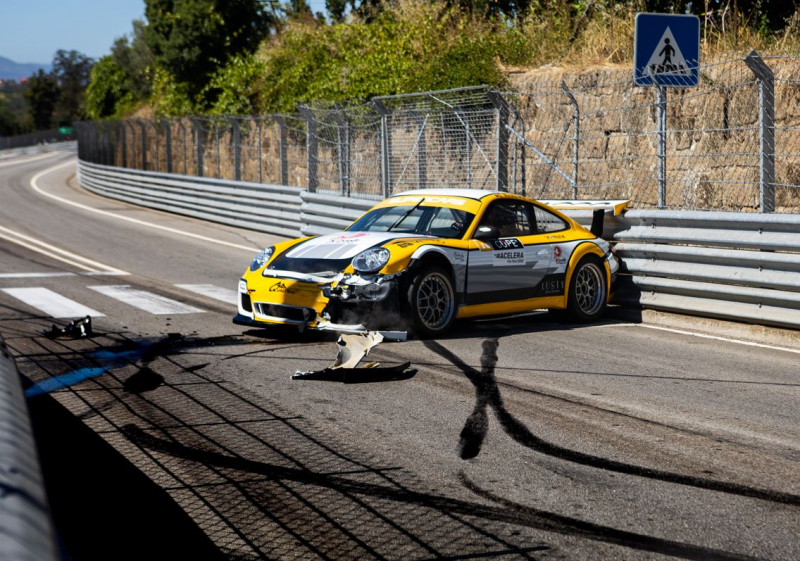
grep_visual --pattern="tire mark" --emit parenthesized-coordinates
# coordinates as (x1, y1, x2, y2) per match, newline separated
(423, 338, 800, 507)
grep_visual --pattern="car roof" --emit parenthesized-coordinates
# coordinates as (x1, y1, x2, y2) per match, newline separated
(393, 189, 501, 201)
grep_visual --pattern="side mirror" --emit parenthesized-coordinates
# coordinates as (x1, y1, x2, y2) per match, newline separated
(473, 225, 500, 240)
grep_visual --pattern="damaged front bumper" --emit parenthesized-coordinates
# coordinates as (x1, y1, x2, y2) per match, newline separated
(234, 273, 407, 341)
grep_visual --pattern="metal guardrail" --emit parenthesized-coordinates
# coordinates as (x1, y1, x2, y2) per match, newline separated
(0, 335, 58, 561)
(78, 161, 304, 239)
(0, 141, 77, 161)
(77, 160, 800, 330)
(610, 211, 800, 329)
(300, 191, 373, 237)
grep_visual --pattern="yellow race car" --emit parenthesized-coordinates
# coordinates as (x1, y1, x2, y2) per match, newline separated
(234, 190, 626, 337)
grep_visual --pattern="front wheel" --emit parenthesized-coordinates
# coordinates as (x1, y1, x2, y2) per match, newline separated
(406, 265, 456, 338)
(565, 255, 607, 322)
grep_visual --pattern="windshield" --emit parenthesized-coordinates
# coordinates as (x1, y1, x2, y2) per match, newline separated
(348, 205, 475, 238)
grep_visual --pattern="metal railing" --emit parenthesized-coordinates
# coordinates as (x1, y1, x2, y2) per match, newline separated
(77, 51, 800, 213)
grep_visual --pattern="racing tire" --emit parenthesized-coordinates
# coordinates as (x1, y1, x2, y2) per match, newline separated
(565, 254, 607, 323)
(406, 265, 457, 338)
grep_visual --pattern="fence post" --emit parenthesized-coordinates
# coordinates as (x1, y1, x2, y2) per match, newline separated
(373, 100, 392, 197)
(191, 118, 204, 177)
(255, 117, 263, 184)
(411, 110, 427, 189)
(332, 105, 351, 196)
(136, 120, 147, 170)
(656, 86, 667, 209)
(744, 50, 775, 213)
(486, 91, 509, 192)
(230, 117, 241, 181)
(214, 120, 221, 179)
(298, 106, 318, 192)
(561, 81, 579, 199)
(274, 116, 289, 186)
(161, 118, 172, 174)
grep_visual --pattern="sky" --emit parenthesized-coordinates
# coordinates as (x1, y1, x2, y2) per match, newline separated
(0, 0, 330, 65)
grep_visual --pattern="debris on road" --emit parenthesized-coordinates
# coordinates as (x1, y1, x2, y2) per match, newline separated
(43, 316, 93, 339)
(293, 332, 411, 382)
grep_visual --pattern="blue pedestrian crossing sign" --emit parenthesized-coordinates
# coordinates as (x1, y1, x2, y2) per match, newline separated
(634, 13, 700, 87)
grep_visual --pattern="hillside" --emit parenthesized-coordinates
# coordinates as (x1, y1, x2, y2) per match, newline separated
(0, 56, 50, 81)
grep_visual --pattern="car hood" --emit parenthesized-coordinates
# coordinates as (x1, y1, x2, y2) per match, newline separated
(283, 232, 431, 261)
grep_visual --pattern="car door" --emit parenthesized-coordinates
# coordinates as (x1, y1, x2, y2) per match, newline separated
(465, 199, 554, 306)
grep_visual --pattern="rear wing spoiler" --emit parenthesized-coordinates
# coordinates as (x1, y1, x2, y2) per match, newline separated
(538, 200, 631, 217)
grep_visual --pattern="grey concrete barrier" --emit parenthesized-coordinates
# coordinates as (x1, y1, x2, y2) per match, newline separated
(78, 161, 304, 239)
(0, 335, 57, 561)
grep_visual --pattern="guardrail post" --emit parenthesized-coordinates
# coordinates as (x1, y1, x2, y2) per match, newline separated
(561, 81, 579, 199)
(136, 120, 147, 170)
(230, 117, 241, 181)
(332, 105, 351, 197)
(190, 118, 204, 177)
(744, 50, 775, 213)
(298, 106, 318, 192)
(656, 86, 667, 208)
(161, 118, 172, 173)
(486, 91, 509, 192)
(274, 115, 289, 186)
(373, 100, 392, 197)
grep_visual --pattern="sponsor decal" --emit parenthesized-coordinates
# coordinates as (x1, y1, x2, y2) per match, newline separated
(553, 245, 567, 265)
(539, 279, 565, 295)
(493, 250, 525, 266)
(547, 234, 566, 240)
(490, 238, 524, 250)
(269, 282, 297, 294)
(330, 232, 370, 244)
(452, 251, 466, 264)
(474, 240, 493, 252)
(392, 240, 416, 248)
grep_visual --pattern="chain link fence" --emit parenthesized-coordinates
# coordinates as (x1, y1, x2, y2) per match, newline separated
(77, 51, 800, 213)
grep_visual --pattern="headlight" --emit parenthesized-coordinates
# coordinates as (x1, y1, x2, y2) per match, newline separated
(352, 248, 390, 273)
(250, 247, 274, 271)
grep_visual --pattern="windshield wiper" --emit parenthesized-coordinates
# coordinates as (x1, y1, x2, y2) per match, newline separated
(387, 198, 425, 232)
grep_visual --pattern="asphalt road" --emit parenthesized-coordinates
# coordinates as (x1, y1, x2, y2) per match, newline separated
(1, 153, 798, 560)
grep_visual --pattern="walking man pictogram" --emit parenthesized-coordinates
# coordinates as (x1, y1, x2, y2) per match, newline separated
(659, 38, 675, 72)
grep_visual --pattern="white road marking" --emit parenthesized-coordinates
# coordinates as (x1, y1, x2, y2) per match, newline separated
(608, 323, 800, 355)
(2, 287, 104, 318)
(31, 160, 259, 253)
(0, 224, 128, 274)
(0, 152, 60, 168)
(89, 285, 204, 315)
(0, 272, 128, 279)
(175, 284, 238, 305)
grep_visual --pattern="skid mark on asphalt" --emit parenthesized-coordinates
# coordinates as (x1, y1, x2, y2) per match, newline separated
(423, 338, 800, 507)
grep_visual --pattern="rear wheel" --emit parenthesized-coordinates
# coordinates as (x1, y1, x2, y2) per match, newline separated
(406, 265, 456, 338)
(565, 255, 607, 322)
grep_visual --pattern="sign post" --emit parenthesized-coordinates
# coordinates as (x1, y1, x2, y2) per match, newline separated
(634, 13, 700, 208)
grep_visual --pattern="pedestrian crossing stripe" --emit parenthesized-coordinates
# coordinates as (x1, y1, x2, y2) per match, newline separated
(645, 27, 690, 77)
(89, 285, 204, 315)
(0, 283, 241, 319)
(2, 287, 105, 318)
(174, 284, 238, 305)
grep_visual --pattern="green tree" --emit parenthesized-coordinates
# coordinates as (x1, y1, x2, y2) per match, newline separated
(84, 56, 132, 119)
(111, 19, 154, 101)
(24, 70, 59, 129)
(143, 0, 276, 99)
(52, 49, 94, 122)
